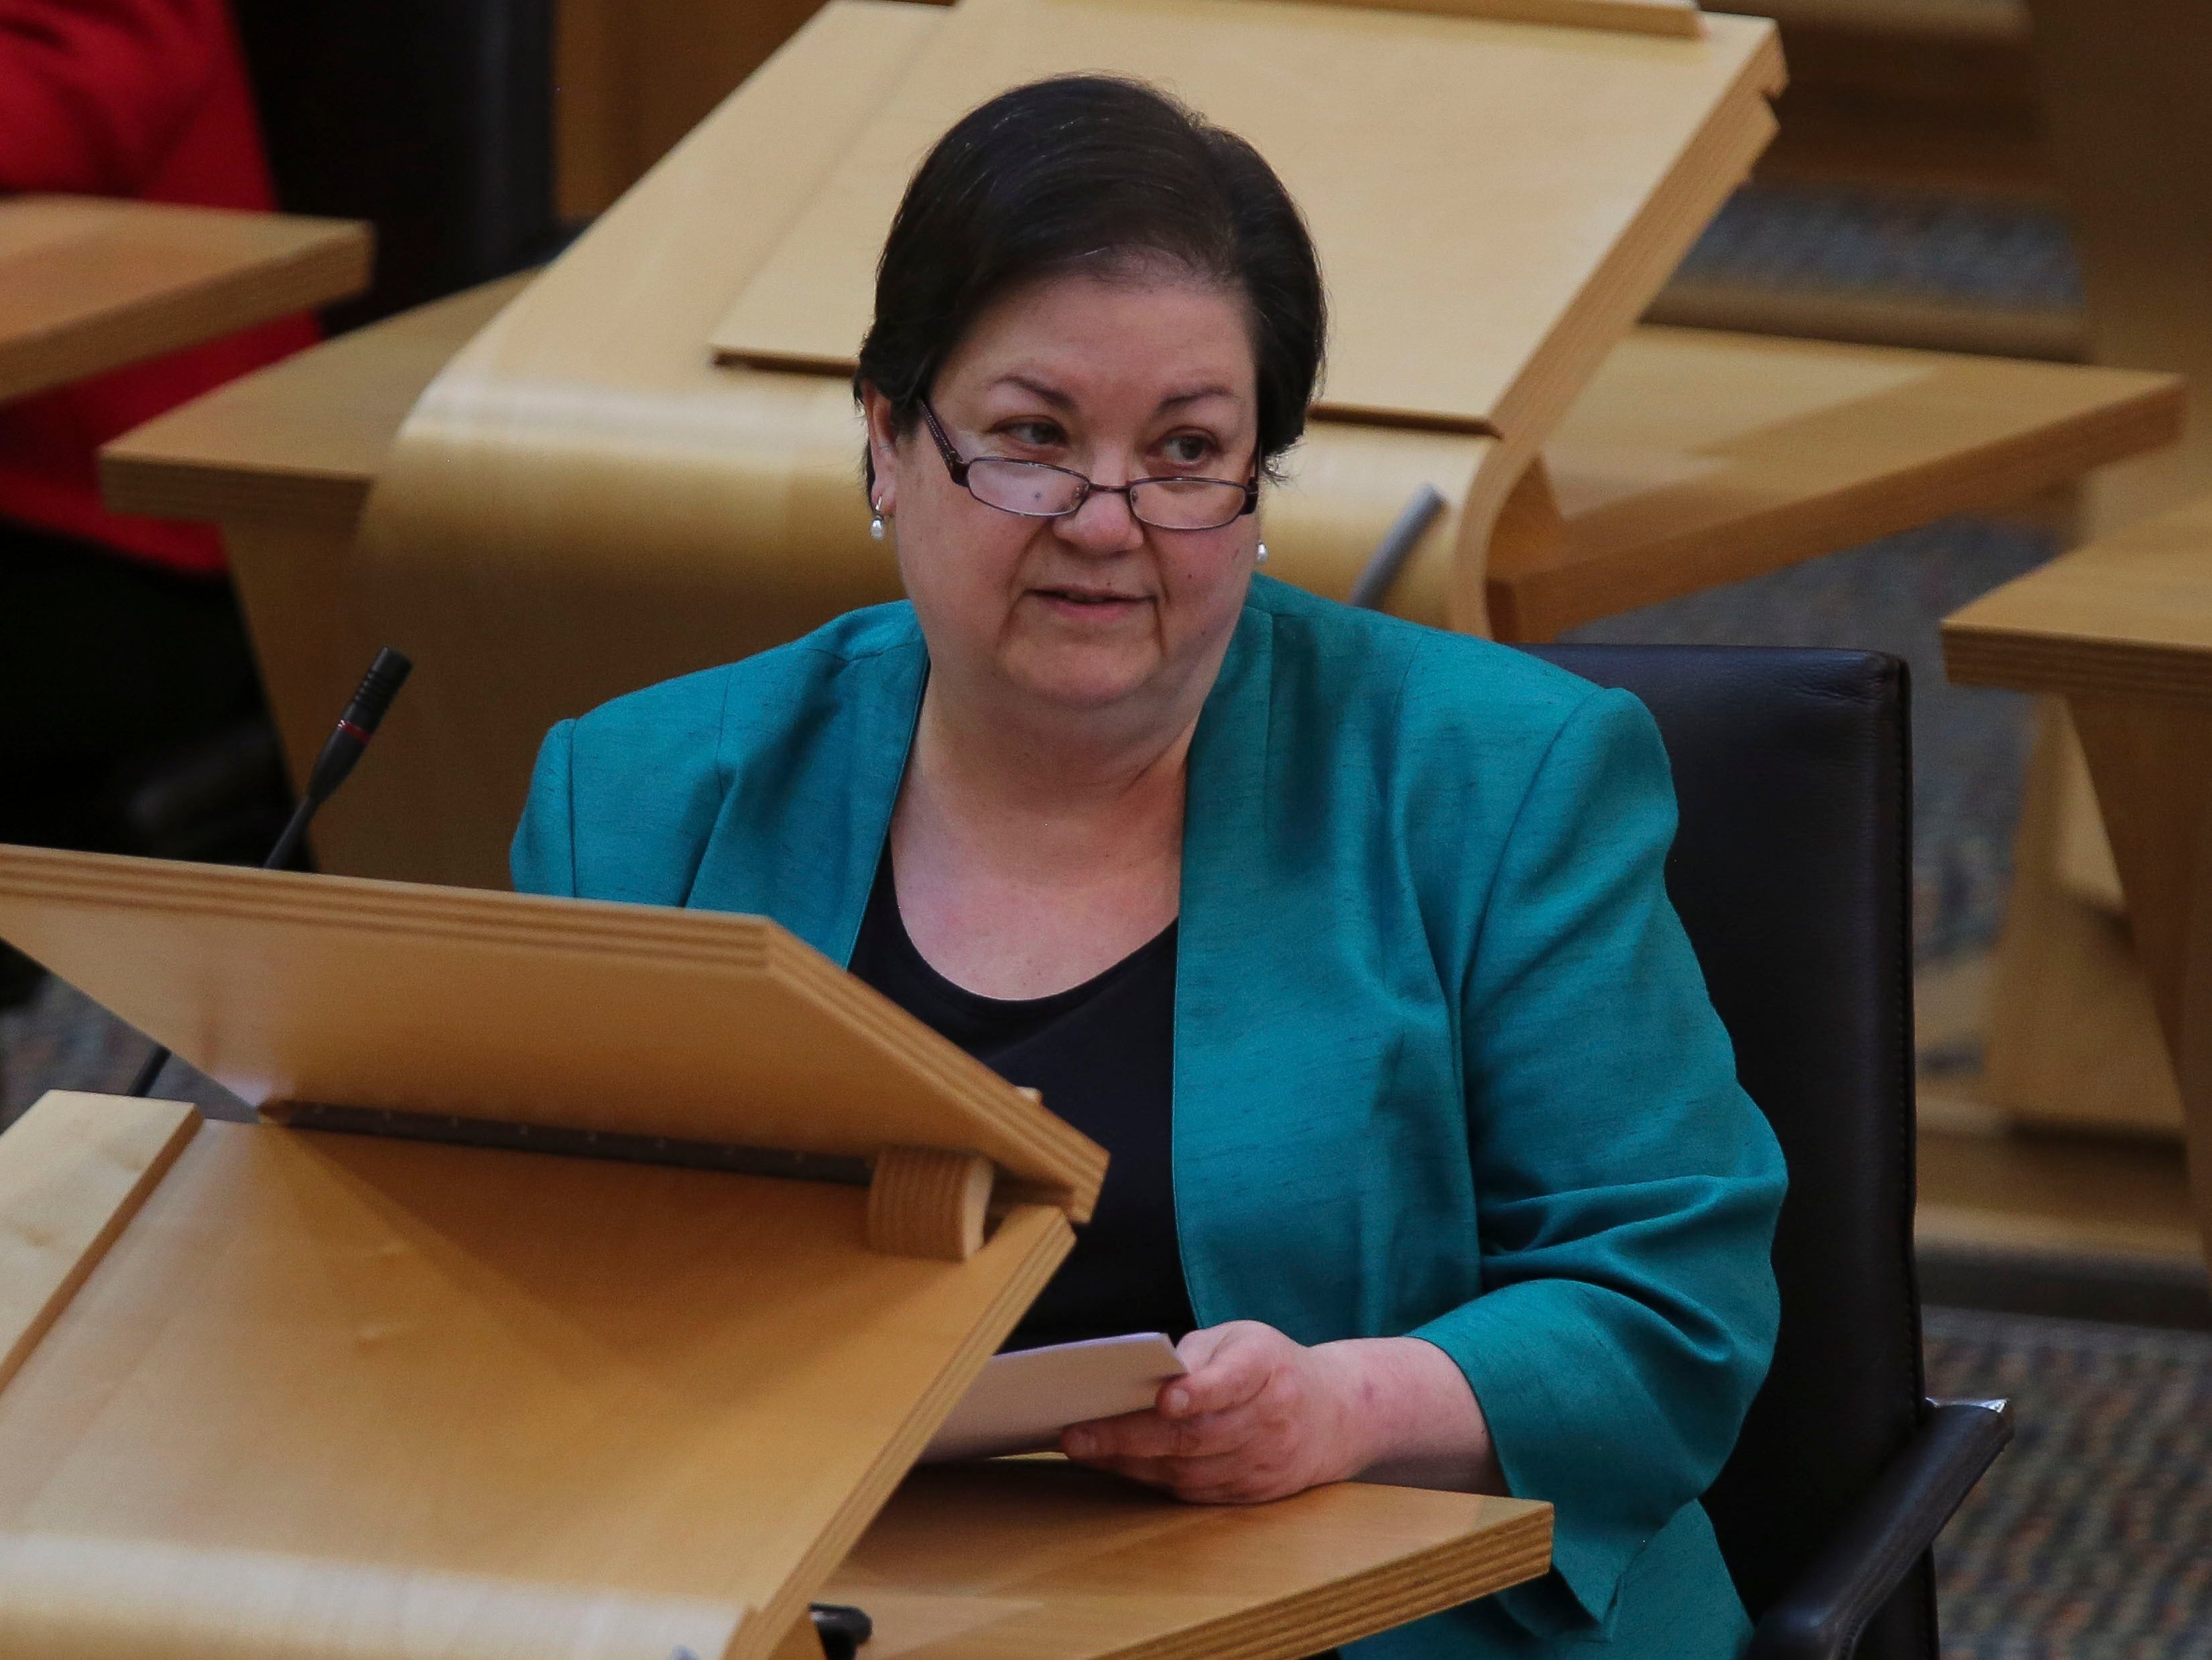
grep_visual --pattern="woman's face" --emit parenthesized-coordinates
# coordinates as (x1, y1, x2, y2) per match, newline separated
(864, 265, 1262, 719)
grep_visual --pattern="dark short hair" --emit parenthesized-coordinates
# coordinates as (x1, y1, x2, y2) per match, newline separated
(855, 74, 1325, 485)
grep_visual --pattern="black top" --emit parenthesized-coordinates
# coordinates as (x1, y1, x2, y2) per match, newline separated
(847, 851, 1198, 1350)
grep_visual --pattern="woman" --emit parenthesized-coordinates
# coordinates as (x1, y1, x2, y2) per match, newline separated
(514, 76, 1786, 1659)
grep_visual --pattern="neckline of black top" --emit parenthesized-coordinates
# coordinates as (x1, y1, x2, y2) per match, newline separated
(857, 851, 1178, 1038)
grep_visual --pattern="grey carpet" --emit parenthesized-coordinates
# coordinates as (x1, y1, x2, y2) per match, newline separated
(1926, 1306, 2212, 1659)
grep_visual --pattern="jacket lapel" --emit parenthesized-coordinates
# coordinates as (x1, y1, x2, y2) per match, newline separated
(684, 627, 926, 965)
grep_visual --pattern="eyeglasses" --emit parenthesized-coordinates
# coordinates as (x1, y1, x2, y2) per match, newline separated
(920, 402, 1258, 532)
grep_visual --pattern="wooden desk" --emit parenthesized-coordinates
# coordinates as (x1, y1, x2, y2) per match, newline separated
(1945, 493, 2212, 1267)
(1508, 327, 2177, 640)
(99, 277, 2180, 887)
(0, 196, 370, 404)
(828, 1461, 1551, 1660)
(0, 1037, 1546, 1660)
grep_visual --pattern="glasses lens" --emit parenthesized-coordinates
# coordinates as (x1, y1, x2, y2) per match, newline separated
(1130, 478, 1249, 530)
(967, 459, 1088, 518)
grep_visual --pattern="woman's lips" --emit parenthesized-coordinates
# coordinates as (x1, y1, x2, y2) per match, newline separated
(1032, 587, 1148, 618)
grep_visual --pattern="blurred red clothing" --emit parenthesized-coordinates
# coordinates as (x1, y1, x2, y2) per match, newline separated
(0, 0, 318, 575)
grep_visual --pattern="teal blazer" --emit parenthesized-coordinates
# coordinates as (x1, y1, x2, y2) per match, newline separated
(513, 575, 1786, 1660)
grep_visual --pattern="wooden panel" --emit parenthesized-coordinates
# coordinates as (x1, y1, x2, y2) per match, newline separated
(550, 0, 1703, 222)
(0, 196, 369, 404)
(100, 276, 530, 530)
(0, 1117, 1074, 1660)
(2026, 0, 2212, 530)
(1978, 704, 2183, 1136)
(712, 0, 1780, 440)
(0, 1093, 198, 1394)
(1506, 326, 2183, 640)
(1943, 498, 2212, 1262)
(1945, 493, 2212, 705)
(1325, 0, 1702, 33)
(2065, 695, 2212, 1266)
(1916, 1122, 2200, 1264)
(825, 1462, 1553, 1660)
(0, 847, 1106, 1217)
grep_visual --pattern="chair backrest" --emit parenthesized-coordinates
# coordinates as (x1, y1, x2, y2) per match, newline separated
(232, 0, 558, 327)
(1521, 645, 1930, 1660)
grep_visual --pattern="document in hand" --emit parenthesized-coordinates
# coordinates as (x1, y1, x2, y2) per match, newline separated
(924, 1332, 1188, 1463)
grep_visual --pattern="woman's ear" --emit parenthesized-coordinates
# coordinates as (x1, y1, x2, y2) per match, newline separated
(859, 383, 901, 516)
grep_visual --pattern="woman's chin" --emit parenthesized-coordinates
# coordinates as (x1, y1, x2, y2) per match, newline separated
(999, 642, 1164, 713)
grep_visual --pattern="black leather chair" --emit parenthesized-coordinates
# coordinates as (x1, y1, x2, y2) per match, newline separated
(1521, 645, 2010, 1660)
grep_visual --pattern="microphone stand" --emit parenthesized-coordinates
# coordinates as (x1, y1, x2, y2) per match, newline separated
(125, 648, 413, 1099)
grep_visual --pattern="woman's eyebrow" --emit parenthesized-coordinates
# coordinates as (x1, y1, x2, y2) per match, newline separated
(981, 375, 1239, 412)
(1156, 384, 1236, 412)
(987, 373, 1075, 408)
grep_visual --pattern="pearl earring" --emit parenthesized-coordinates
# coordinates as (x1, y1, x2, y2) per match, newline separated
(1255, 541, 1269, 565)
(869, 506, 886, 541)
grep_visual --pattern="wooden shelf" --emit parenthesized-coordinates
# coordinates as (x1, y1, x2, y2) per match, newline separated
(0, 196, 370, 404)
(1499, 326, 2179, 639)
(1945, 493, 2212, 705)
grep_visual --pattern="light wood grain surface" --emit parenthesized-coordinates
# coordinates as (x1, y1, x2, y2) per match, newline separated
(0, 1110, 1073, 1660)
(1944, 496, 2212, 1265)
(1513, 327, 2183, 639)
(1976, 706, 2185, 1136)
(824, 1462, 1553, 1660)
(0, 845, 1106, 1217)
(711, 0, 1774, 438)
(1945, 494, 2212, 705)
(550, 0, 1705, 223)
(706, 0, 1779, 619)
(0, 1092, 197, 1395)
(0, 196, 369, 404)
(0, 1094, 1550, 1660)
(1340, 0, 1703, 33)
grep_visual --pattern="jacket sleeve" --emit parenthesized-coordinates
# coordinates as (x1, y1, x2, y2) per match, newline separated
(0, 0, 223, 194)
(1410, 687, 1786, 1637)
(510, 719, 580, 897)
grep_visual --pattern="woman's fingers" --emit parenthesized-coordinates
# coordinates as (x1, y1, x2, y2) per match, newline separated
(1057, 1320, 1371, 1505)
(1163, 1322, 1278, 1417)
(1064, 1402, 1253, 1462)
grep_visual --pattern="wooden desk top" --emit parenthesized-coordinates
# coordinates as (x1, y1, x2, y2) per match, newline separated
(1944, 493, 2212, 705)
(103, 274, 2183, 641)
(1516, 327, 2181, 639)
(0, 195, 370, 405)
(826, 1460, 1551, 1660)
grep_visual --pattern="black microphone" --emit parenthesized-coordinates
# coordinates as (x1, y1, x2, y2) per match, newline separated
(126, 648, 413, 1099)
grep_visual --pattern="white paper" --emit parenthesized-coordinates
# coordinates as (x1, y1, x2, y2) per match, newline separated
(922, 1332, 1188, 1464)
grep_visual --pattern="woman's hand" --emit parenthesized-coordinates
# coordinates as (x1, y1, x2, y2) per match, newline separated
(1058, 1322, 1503, 1504)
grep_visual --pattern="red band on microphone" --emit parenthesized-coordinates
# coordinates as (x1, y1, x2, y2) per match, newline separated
(336, 719, 372, 744)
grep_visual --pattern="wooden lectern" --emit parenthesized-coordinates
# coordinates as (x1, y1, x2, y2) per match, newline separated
(0, 842, 1551, 1660)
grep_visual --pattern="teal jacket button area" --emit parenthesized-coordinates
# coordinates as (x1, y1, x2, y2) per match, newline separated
(512, 575, 1788, 1660)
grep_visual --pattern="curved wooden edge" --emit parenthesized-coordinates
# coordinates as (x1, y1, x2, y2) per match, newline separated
(869, 1147, 996, 1261)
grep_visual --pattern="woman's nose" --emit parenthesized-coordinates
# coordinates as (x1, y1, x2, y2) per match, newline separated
(1058, 482, 1147, 551)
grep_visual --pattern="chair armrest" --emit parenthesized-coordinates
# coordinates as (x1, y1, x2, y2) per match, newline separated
(1747, 1399, 2012, 1660)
